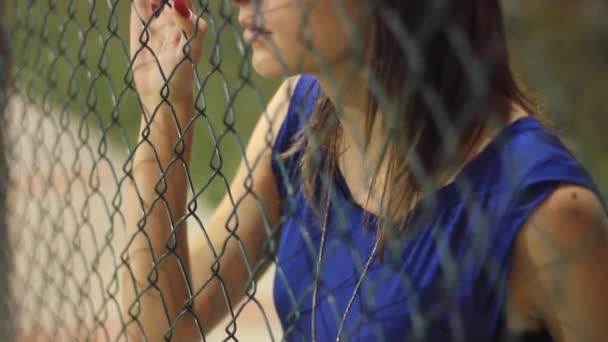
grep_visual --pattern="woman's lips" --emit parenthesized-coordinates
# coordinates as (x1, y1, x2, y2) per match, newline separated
(243, 28, 272, 43)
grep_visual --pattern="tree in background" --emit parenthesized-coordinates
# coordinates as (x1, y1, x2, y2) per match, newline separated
(0, 0, 14, 338)
(506, 0, 608, 192)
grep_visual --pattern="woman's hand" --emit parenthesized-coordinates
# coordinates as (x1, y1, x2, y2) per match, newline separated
(124, 3, 208, 340)
(130, 0, 207, 107)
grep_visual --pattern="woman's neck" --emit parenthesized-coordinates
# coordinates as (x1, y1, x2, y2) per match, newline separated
(313, 68, 530, 209)
(314, 67, 388, 171)
(314, 67, 392, 209)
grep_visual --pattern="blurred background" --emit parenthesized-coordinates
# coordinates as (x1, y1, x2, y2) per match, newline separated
(2, 0, 607, 340)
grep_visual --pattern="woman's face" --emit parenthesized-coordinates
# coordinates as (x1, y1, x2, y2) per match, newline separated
(235, 0, 363, 77)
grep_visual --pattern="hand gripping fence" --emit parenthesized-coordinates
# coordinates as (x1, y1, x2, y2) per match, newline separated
(2, 0, 608, 341)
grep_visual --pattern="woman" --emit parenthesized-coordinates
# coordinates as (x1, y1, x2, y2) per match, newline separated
(123, 0, 608, 341)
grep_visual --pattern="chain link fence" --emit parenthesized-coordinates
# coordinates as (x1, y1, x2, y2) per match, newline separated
(3, 0, 608, 341)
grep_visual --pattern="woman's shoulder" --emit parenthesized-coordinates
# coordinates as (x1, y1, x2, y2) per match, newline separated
(456, 115, 605, 235)
(269, 74, 322, 199)
(272, 74, 321, 153)
(463, 115, 597, 195)
(286, 73, 321, 119)
(496, 116, 598, 191)
(476, 114, 606, 253)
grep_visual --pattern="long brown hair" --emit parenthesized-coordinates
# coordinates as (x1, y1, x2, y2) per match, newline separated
(287, 1, 535, 252)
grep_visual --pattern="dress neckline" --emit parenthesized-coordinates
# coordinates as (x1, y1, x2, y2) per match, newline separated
(333, 116, 542, 218)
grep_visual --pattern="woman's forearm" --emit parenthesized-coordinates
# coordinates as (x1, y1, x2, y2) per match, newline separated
(122, 97, 199, 341)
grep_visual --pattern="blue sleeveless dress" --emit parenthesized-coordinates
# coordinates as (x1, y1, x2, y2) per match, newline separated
(270, 75, 605, 341)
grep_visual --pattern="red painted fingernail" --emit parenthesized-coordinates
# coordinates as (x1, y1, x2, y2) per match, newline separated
(151, 3, 163, 18)
(174, 0, 190, 18)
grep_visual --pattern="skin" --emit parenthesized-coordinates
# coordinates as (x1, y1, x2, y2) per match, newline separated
(123, 0, 608, 340)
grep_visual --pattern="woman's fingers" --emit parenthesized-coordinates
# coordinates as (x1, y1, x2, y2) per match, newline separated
(130, 0, 207, 64)
(172, 0, 208, 59)
(172, 0, 195, 35)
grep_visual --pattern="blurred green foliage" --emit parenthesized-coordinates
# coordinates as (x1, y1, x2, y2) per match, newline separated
(8, 0, 280, 205)
(506, 0, 608, 195)
(7, 0, 607, 207)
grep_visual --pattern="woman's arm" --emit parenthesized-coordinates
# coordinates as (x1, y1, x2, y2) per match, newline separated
(123, 0, 299, 340)
(511, 184, 608, 341)
(123, 1, 207, 339)
(185, 76, 298, 335)
(123, 79, 295, 340)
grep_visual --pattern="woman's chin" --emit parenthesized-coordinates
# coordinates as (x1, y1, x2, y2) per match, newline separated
(251, 49, 304, 78)
(251, 51, 283, 78)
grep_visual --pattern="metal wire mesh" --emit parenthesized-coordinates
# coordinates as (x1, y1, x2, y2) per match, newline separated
(3, 0, 608, 341)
